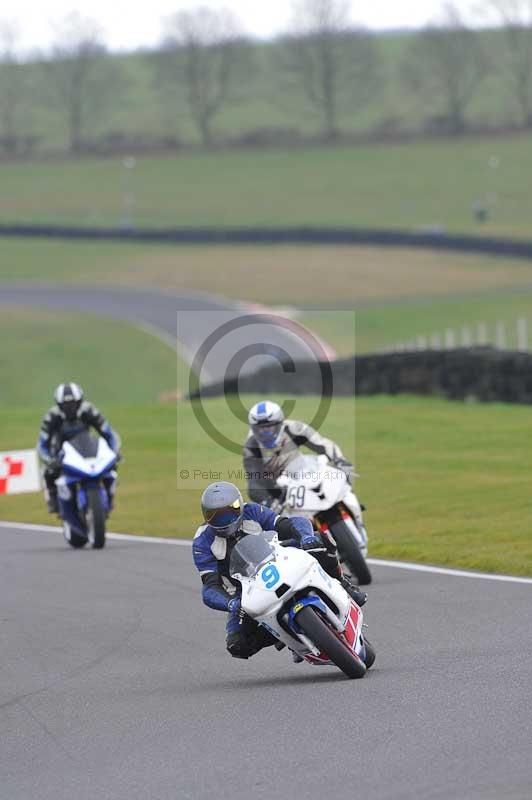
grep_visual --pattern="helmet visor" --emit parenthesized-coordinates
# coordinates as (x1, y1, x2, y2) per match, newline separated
(60, 399, 81, 419)
(202, 499, 242, 535)
(253, 422, 282, 448)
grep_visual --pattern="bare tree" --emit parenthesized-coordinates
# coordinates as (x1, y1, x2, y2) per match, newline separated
(278, 0, 380, 140)
(45, 13, 121, 153)
(0, 21, 25, 153)
(402, 3, 487, 134)
(159, 7, 247, 146)
(484, 1, 532, 126)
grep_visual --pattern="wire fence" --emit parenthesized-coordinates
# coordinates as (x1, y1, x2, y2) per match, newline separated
(383, 317, 530, 354)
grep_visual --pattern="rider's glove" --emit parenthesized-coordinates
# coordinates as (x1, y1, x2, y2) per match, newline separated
(227, 597, 241, 614)
(48, 455, 62, 471)
(333, 458, 354, 484)
(300, 533, 322, 551)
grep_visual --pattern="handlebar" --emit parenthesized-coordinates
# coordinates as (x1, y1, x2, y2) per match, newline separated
(279, 539, 327, 553)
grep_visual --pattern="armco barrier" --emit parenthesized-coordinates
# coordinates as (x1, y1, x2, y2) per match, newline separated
(2, 223, 532, 260)
(191, 347, 532, 405)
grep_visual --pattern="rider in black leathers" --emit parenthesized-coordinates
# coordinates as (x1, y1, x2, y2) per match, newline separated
(37, 382, 120, 513)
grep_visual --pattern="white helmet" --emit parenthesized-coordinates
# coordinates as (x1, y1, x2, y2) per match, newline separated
(248, 401, 284, 449)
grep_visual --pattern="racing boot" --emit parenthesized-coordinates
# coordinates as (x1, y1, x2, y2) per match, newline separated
(340, 575, 367, 607)
(45, 488, 59, 514)
(291, 651, 304, 664)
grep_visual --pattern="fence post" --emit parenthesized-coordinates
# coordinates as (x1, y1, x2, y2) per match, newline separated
(430, 333, 441, 350)
(495, 321, 506, 350)
(517, 318, 528, 351)
(477, 322, 488, 346)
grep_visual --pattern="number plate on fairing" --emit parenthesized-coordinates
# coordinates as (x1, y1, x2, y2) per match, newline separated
(259, 563, 281, 589)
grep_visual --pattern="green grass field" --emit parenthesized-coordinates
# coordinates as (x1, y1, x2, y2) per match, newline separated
(2, 237, 532, 355)
(0, 307, 179, 406)
(0, 396, 530, 576)
(301, 290, 532, 354)
(2, 134, 532, 236)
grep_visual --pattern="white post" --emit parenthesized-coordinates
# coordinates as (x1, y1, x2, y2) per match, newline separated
(517, 318, 528, 351)
(495, 321, 506, 350)
(416, 336, 427, 350)
(477, 322, 488, 346)
(461, 326, 472, 347)
(430, 333, 441, 350)
(444, 329, 455, 349)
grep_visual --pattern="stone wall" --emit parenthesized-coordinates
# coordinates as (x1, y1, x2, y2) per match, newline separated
(193, 348, 532, 404)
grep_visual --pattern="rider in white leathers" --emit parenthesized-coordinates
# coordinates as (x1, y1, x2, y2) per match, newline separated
(242, 400, 365, 533)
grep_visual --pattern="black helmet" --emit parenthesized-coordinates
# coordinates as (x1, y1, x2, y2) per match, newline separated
(201, 481, 244, 539)
(54, 382, 84, 420)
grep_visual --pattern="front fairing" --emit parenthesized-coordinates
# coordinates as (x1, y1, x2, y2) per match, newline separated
(61, 437, 117, 479)
(278, 454, 349, 514)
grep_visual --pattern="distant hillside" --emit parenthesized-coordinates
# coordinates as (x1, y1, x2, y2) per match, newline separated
(0, 29, 527, 156)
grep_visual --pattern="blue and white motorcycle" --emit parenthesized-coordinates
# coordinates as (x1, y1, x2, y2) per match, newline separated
(56, 431, 118, 549)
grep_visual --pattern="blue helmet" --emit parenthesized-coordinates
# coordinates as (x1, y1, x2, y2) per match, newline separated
(201, 481, 244, 539)
(248, 401, 284, 449)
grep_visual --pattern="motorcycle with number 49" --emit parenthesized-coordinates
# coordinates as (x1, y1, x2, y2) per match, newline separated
(276, 454, 372, 585)
(229, 531, 375, 680)
(56, 431, 118, 550)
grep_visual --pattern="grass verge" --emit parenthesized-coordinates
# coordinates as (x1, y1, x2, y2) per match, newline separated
(0, 396, 530, 577)
(0, 307, 180, 406)
(2, 136, 532, 236)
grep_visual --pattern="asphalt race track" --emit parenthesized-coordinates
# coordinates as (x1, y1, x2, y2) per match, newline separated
(0, 284, 327, 385)
(2, 524, 531, 800)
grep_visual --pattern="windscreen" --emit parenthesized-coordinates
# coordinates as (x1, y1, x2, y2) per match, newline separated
(229, 535, 275, 578)
(67, 431, 99, 458)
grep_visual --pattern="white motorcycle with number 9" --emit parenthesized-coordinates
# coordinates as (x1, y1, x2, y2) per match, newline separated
(229, 531, 375, 680)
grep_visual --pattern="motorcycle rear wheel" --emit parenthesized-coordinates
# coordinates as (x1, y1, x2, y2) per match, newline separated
(295, 605, 366, 679)
(86, 488, 106, 549)
(330, 518, 372, 585)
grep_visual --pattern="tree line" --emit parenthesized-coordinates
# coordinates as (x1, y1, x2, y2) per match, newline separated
(1, 0, 532, 155)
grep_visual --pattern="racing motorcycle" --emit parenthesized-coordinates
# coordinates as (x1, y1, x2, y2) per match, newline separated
(229, 532, 375, 680)
(276, 454, 372, 585)
(55, 431, 118, 550)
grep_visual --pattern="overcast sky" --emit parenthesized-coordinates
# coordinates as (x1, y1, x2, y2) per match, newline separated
(1, 1, 457, 53)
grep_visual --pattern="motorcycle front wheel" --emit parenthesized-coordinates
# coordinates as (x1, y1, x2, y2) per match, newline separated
(86, 488, 106, 549)
(63, 521, 87, 549)
(295, 605, 366, 679)
(330, 518, 372, 586)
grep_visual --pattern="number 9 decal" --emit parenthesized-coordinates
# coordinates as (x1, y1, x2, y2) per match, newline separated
(261, 564, 280, 589)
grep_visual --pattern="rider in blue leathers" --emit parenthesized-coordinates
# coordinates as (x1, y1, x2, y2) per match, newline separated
(192, 481, 366, 659)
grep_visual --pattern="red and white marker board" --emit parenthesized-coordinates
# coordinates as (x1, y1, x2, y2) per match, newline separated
(0, 450, 42, 495)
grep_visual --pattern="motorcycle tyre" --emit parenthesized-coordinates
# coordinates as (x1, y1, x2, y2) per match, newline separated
(87, 488, 106, 550)
(295, 605, 366, 680)
(330, 518, 372, 586)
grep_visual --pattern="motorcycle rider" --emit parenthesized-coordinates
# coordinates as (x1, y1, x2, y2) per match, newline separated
(192, 481, 366, 660)
(37, 382, 121, 513)
(243, 400, 365, 530)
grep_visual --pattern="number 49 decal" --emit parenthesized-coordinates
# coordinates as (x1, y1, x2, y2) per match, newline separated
(260, 564, 280, 589)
